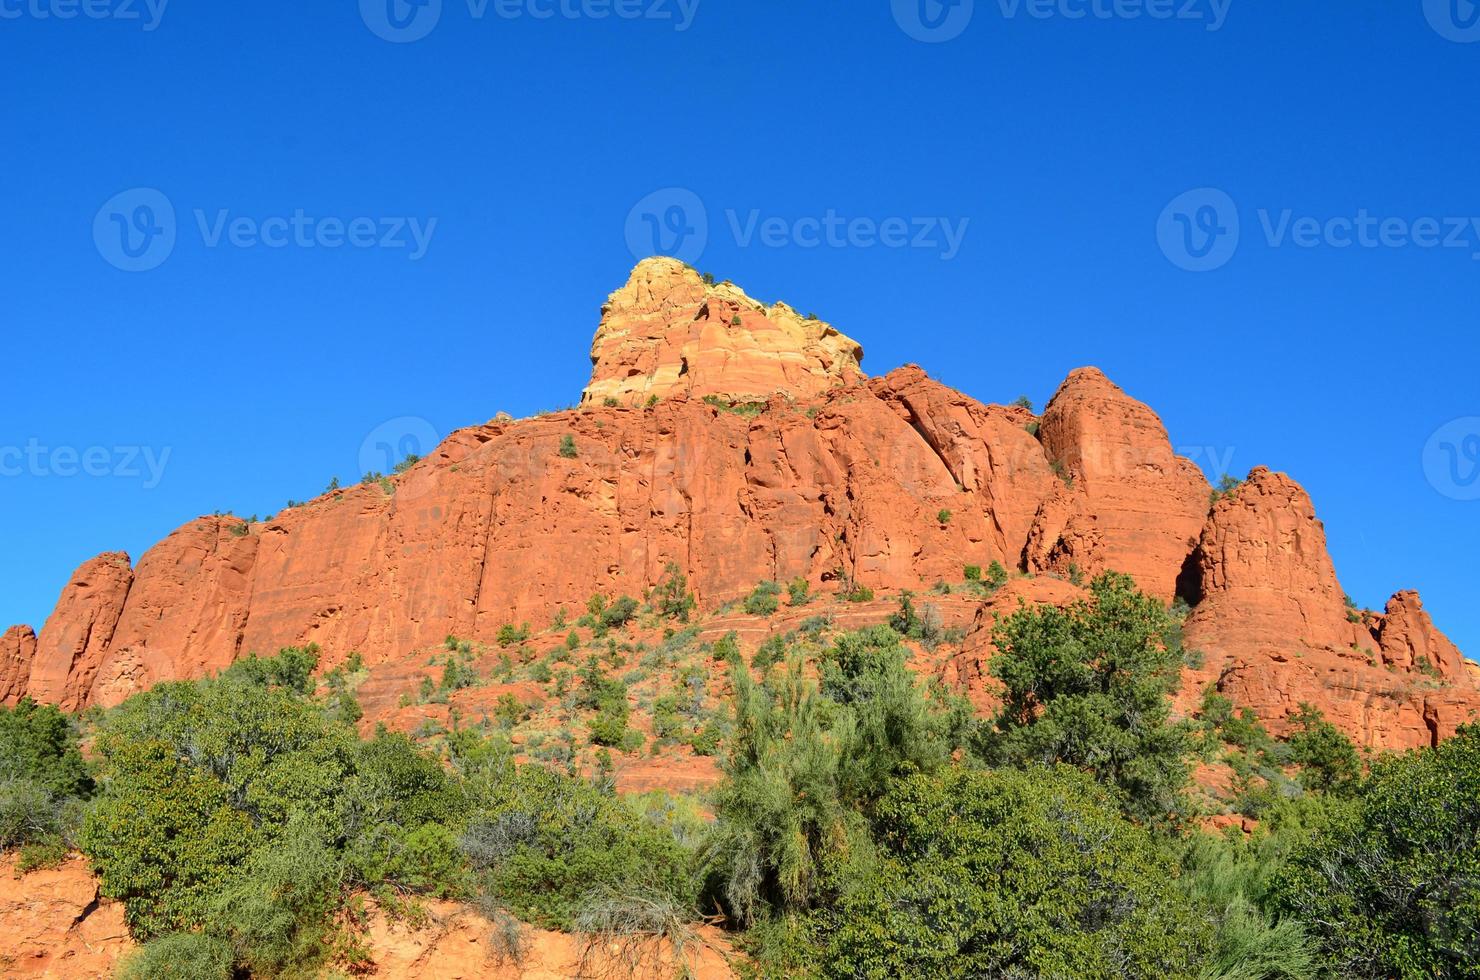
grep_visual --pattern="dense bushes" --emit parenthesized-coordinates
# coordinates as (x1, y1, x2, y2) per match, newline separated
(983, 571, 1195, 823)
(6, 574, 1478, 980)
(826, 767, 1214, 979)
(1271, 726, 1480, 978)
(0, 698, 92, 865)
(462, 765, 698, 930)
(80, 647, 698, 976)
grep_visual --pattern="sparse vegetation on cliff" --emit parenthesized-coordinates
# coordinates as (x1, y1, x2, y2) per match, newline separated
(8, 575, 1478, 980)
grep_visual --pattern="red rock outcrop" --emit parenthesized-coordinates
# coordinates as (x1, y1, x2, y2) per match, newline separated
(1376, 590, 1469, 681)
(4, 262, 1474, 747)
(0, 626, 37, 704)
(22, 553, 132, 711)
(14, 380, 1051, 709)
(581, 258, 863, 407)
(1026, 367, 1210, 601)
(869, 365, 1057, 566)
(1182, 468, 1478, 748)
(0, 857, 131, 979)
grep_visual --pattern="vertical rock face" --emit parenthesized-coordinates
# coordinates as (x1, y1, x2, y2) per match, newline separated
(0, 625, 37, 705)
(87, 518, 259, 708)
(869, 365, 1057, 566)
(1026, 367, 1210, 601)
(25, 553, 133, 711)
(581, 257, 864, 407)
(1182, 468, 1477, 749)
(1183, 468, 1357, 655)
(4, 261, 1474, 748)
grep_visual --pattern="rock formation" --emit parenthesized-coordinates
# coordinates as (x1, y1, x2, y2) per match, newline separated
(581, 257, 863, 406)
(3, 261, 1475, 748)
(0, 857, 130, 979)
(25, 553, 132, 711)
(0, 625, 36, 704)
(1181, 468, 1478, 748)
(1025, 367, 1210, 602)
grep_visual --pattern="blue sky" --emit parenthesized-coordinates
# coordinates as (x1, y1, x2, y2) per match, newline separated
(1, 1, 1477, 654)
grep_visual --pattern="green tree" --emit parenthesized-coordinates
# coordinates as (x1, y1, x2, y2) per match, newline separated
(982, 571, 1194, 823)
(1270, 725, 1480, 978)
(825, 766, 1214, 979)
(707, 627, 964, 924)
(653, 562, 697, 622)
(1284, 703, 1361, 795)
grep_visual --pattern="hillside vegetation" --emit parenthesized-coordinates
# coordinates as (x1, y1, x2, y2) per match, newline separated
(2, 572, 1477, 979)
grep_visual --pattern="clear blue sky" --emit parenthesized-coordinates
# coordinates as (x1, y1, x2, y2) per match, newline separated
(2, 1, 1477, 655)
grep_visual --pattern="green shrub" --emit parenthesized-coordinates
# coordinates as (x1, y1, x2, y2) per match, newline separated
(83, 737, 260, 938)
(559, 435, 578, 459)
(743, 581, 782, 617)
(1271, 725, 1480, 978)
(935, 508, 952, 525)
(84, 675, 469, 942)
(825, 766, 1214, 979)
(497, 623, 530, 647)
(1285, 703, 1361, 795)
(0, 698, 90, 852)
(985, 560, 1009, 588)
(751, 634, 786, 672)
(494, 694, 528, 729)
(209, 824, 345, 977)
(706, 629, 963, 925)
(786, 578, 811, 606)
(654, 562, 696, 622)
(963, 564, 982, 582)
(117, 932, 234, 980)
(461, 765, 697, 931)
(601, 596, 639, 629)
(982, 571, 1194, 824)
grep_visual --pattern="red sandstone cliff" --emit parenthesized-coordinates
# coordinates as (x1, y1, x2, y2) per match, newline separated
(1180, 468, 1477, 749)
(4, 260, 1475, 747)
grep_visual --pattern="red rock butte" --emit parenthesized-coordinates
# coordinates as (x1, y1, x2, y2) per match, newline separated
(4, 258, 1476, 749)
